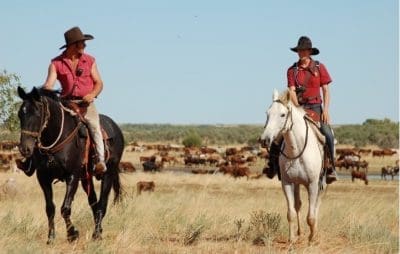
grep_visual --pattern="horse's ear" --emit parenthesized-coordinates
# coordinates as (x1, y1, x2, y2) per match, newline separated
(272, 89, 279, 101)
(17, 86, 28, 100)
(31, 87, 41, 101)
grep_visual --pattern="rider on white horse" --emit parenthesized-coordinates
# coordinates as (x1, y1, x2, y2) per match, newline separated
(266, 36, 337, 184)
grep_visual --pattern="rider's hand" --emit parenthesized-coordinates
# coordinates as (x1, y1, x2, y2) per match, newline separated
(321, 110, 330, 124)
(82, 93, 95, 103)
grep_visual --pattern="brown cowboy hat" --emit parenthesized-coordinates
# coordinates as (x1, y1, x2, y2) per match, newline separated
(59, 26, 94, 50)
(290, 36, 319, 55)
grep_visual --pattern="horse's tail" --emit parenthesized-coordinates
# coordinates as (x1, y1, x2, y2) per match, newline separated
(112, 170, 123, 204)
(99, 114, 125, 204)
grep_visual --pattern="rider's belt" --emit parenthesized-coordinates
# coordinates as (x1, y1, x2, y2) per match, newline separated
(64, 96, 83, 100)
(299, 95, 321, 105)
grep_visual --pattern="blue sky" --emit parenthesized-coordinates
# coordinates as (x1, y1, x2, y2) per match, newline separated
(1, 1, 398, 124)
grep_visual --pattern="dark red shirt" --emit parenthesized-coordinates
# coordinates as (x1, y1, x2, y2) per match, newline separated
(52, 52, 95, 98)
(287, 59, 332, 104)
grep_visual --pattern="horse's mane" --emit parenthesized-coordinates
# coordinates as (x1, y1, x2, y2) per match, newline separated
(277, 89, 306, 115)
(37, 88, 61, 102)
(277, 90, 290, 105)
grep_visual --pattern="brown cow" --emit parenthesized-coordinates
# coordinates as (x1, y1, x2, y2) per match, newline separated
(119, 161, 136, 173)
(219, 164, 234, 175)
(206, 154, 222, 166)
(382, 148, 397, 156)
(139, 156, 155, 163)
(355, 160, 368, 171)
(351, 170, 368, 185)
(358, 148, 371, 155)
(200, 147, 217, 154)
(218, 163, 249, 178)
(336, 148, 358, 157)
(231, 166, 250, 178)
(225, 147, 238, 156)
(137, 181, 155, 195)
(161, 156, 179, 166)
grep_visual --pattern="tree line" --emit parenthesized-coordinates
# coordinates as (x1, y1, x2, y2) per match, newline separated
(120, 120, 399, 148)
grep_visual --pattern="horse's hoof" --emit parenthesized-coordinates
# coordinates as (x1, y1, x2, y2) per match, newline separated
(92, 232, 102, 240)
(46, 238, 55, 245)
(46, 231, 56, 245)
(67, 229, 79, 242)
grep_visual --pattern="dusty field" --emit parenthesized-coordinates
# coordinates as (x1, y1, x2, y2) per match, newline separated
(0, 167, 398, 253)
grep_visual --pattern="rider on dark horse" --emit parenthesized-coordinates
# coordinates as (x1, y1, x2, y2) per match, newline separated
(266, 36, 338, 184)
(17, 26, 107, 177)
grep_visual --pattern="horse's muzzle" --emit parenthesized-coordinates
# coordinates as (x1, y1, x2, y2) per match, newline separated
(258, 137, 270, 148)
(18, 144, 33, 158)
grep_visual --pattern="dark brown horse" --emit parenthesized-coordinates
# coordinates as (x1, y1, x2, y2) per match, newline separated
(17, 87, 124, 244)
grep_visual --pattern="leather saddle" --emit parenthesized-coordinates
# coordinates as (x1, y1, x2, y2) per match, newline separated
(304, 109, 326, 145)
(64, 101, 110, 165)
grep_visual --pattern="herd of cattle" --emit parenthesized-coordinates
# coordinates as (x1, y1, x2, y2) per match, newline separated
(121, 143, 265, 179)
(334, 147, 399, 184)
(119, 143, 399, 183)
(0, 141, 398, 189)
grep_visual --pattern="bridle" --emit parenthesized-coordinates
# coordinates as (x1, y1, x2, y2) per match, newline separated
(20, 97, 66, 152)
(270, 99, 309, 160)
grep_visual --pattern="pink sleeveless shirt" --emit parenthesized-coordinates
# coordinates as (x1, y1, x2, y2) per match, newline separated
(52, 52, 95, 98)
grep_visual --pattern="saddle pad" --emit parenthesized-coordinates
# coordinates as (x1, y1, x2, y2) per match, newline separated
(306, 119, 326, 145)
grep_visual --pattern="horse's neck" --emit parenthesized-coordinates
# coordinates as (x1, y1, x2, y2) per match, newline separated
(282, 107, 308, 157)
(40, 100, 75, 146)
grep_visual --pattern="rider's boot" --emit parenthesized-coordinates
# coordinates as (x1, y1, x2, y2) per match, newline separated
(325, 145, 337, 184)
(265, 142, 281, 180)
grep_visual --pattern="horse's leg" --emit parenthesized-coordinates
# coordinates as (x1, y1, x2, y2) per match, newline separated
(282, 182, 297, 243)
(81, 177, 98, 219)
(61, 175, 80, 242)
(294, 184, 302, 236)
(92, 172, 114, 240)
(307, 182, 320, 242)
(38, 175, 56, 244)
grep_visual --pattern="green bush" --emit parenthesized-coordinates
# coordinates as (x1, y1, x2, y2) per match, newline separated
(334, 118, 398, 148)
(182, 131, 202, 148)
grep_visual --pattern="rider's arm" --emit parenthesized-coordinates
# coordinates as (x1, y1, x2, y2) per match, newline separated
(321, 84, 330, 124)
(288, 86, 300, 106)
(83, 62, 103, 103)
(42, 63, 57, 90)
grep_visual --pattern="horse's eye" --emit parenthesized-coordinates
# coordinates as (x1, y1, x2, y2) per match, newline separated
(280, 114, 285, 117)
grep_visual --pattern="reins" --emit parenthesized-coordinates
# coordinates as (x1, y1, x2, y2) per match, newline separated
(272, 99, 310, 160)
(21, 97, 80, 154)
(280, 116, 309, 160)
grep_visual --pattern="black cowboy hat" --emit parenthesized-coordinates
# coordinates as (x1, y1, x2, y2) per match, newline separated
(59, 26, 94, 50)
(290, 36, 319, 55)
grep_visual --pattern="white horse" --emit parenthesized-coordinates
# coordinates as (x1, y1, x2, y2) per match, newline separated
(260, 89, 324, 243)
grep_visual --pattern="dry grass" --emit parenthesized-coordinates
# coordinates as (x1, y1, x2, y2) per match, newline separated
(0, 168, 398, 253)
